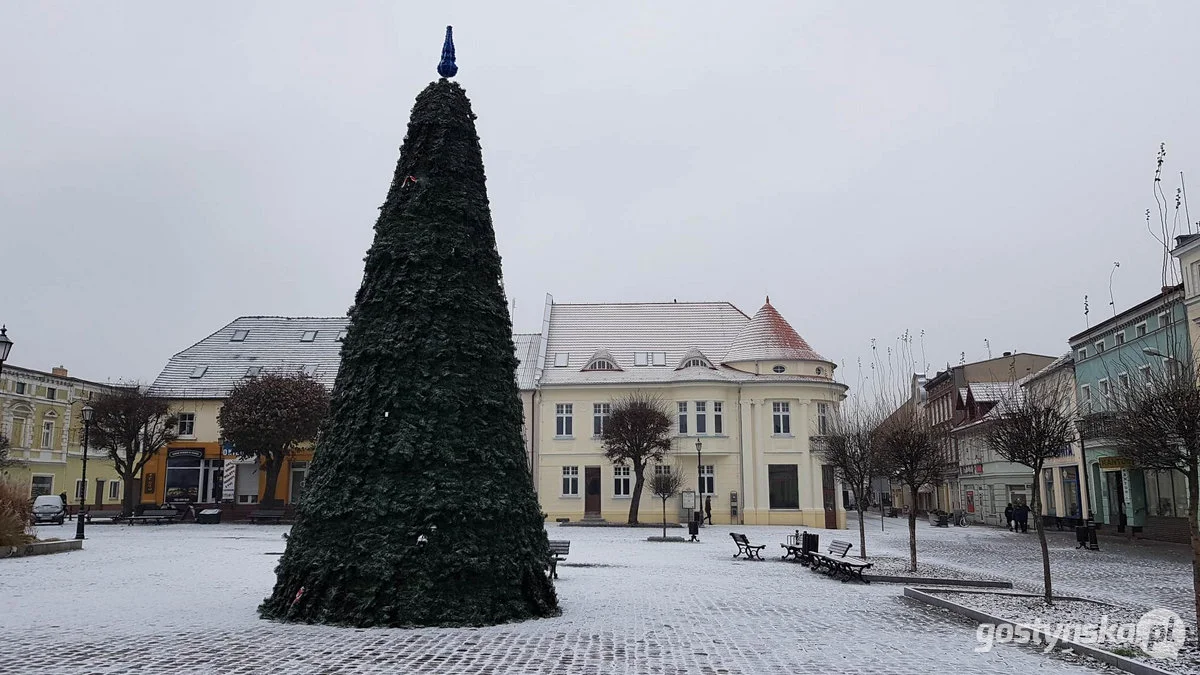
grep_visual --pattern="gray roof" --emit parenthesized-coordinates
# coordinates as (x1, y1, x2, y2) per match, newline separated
(149, 316, 541, 398)
(538, 301, 840, 387)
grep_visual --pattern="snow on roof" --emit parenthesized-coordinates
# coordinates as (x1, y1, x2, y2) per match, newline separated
(149, 316, 541, 398)
(968, 382, 1013, 403)
(722, 300, 826, 363)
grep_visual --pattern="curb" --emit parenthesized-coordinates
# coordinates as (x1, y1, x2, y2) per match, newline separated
(864, 575, 1012, 588)
(903, 587, 1177, 675)
(0, 539, 83, 558)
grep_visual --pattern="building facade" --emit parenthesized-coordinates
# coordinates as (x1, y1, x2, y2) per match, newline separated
(1070, 284, 1192, 542)
(147, 295, 849, 528)
(0, 364, 126, 511)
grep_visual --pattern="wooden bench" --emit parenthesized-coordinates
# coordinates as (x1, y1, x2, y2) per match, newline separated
(126, 509, 182, 525)
(85, 509, 124, 523)
(928, 511, 951, 528)
(546, 539, 570, 579)
(730, 532, 766, 560)
(807, 539, 872, 583)
(781, 530, 819, 563)
(248, 508, 286, 524)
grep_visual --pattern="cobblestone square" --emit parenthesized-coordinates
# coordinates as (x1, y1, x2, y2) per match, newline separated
(3, 518, 1173, 674)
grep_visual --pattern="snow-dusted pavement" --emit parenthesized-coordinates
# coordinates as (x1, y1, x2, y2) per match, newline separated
(0, 519, 1151, 674)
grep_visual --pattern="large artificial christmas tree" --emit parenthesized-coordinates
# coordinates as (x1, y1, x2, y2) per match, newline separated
(260, 27, 559, 627)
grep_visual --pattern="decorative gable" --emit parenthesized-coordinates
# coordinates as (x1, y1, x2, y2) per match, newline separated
(581, 349, 623, 372)
(675, 347, 714, 370)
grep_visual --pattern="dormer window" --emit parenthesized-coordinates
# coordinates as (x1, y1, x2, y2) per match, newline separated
(675, 348, 713, 370)
(553, 353, 569, 367)
(634, 351, 666, 367)
(684, 359, 709, 368)
(231, 330, 248, 342)
(582, 349, 622, 372)
(301, 331, 318, 342)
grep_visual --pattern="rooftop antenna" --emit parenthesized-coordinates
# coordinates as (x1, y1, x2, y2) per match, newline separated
(1108, 262, 1120, 316)
(984, 338, 992, 360)
(1084, 294, 1090, 328)
(1183, 171, 1194, 234)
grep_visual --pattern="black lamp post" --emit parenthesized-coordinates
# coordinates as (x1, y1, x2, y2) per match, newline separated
(74, 404, 94, 540)
(695, 439, 703, 525)
(0, 325, 12, 378)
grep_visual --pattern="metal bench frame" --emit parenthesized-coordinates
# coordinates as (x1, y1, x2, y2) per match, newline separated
(730, 532, 766, 560)
(547, 539, 570, 579)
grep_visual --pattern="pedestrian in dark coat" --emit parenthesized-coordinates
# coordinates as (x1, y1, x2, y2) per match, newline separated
(1004, 503, 1014, 531)
(1016, 503, 1030, 533)
(704, 495, 713, 524)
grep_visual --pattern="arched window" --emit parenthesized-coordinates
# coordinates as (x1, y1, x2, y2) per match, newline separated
(683, 358, 710, 369)
(586, 359, 619, 371)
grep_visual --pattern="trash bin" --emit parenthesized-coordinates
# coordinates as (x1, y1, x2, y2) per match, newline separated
(196, 509, 221, 524)
(687, 518, 699, 540)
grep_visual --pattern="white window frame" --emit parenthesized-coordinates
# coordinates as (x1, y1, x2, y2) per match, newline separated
(817, 402, 830, 435)
(695, 401, 707, 434)
(682, 358, 709, 368)
(613, 464, 631, 497)
(677, 402, 689, 434)
(1098, 378, 1110, 398)
(1115, 331, 1126, 345)
(1117, 372, 1129, 391)
(108, 480, 122, 500)
(1138, 364, 1152, 381)
(713, 401, 724, 434)
(593, 402, 610, 438)
(41, 421, 54, 449)
(562, 466, 579, 496)
(300, 330, 318, 342)
(1136, 322, 1148, 337)
(1094, 340, 1105, 354)
(772, 401, 791, 436)
(651, 352, 667, 366)
(1080, 384, 1092, 411)
(555, 403, 574, 438)
(553, 352, 569, 367)
(177, 412, 196, 438)
(634, 352, 648, 366)
(230, 329, 248, 342)
(75, 479, 86, 501)
(700, 464, 714, 495)
(1078, 348, 1088, 360)
(1159, 312, 1170, 329)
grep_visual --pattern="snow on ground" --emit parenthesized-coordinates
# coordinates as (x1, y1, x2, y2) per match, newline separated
(0, 519, 1139, 674)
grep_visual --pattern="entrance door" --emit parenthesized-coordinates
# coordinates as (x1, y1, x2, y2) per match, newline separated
(584, 466, 601, 516)
(1106, 471, 1126, 532)
(822, 465, 837, 529)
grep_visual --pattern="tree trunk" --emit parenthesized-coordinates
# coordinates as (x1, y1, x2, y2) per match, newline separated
(263, 459, 283, 506)
(857, 503, 867, 560)
(627, 471, 645, 525)
(1188, 461, 1200, 626)
(662, 498, 667, 540)
(908, 484, 919, 572)
(120, 470, 137, 517)
(1031, 468, 1052, 604)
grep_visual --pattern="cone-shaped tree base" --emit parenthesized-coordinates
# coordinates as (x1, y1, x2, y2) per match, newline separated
(259, 79, 558, 627)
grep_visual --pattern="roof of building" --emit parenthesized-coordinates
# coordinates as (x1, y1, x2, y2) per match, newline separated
(1068, 284, 1184, 344)
(1025, 352, 1073, 384)
(538, 300, 838, 387)
(967, 382, 1013, 404)
(723, 300, 827, 363)
(148, 316, 543, 398)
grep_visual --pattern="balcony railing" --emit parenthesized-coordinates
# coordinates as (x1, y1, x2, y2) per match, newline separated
(1076, 412, 1117, 441)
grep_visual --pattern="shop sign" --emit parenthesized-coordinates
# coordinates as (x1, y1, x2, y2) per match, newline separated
(1098, 456, 1133, 470)
(168, 448, 204, 460)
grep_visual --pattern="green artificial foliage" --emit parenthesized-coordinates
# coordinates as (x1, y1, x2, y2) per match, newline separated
(260, 79, 559, 627)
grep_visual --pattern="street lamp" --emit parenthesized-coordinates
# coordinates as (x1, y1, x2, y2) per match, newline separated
(1142, 347, 1178, 362)
(0, 325, 12, 378)
(75, 404, 94, 541)
(695, 439, 703, 526)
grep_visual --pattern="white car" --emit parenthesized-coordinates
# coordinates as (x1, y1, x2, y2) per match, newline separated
(32, 495, 66, 525)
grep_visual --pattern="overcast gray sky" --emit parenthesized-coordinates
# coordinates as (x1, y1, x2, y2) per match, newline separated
(3, 2, 1199, 387)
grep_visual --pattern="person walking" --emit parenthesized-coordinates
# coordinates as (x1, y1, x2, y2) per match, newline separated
(1016, 503, 1030, 533)
(1004, 503, 1014, 531)
(704, 495, 713, 525)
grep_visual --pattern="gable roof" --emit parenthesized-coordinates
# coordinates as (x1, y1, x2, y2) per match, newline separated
(149, 316, 542, 398)
(722, 300, 826, 363)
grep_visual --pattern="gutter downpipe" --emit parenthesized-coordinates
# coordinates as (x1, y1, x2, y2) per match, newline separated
(737, 383, 745, 526)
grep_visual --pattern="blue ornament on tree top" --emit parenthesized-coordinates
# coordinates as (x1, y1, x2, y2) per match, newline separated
(437, 26, 457, 78)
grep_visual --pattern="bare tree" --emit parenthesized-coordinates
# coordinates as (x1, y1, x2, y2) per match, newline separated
(0, 434, 23, 475)
(877, 408, 941, 572)
(647, 465, 684, 540)
(600, 392, 673, 524)
(90, 387, 178, 517)
(815, 406, 883, 560)
(1106, 359, 1200, 622)
(984, 377, 1077, 604)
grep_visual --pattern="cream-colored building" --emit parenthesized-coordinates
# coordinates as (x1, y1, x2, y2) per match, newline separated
(530, 296, 848, 528)
(0, 364, 126, 510)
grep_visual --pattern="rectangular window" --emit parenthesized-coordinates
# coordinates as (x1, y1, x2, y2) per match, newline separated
(1080, 384, 1091, 411)
(75, 479, 86, 500)
(190, 366, 208, 378)
(41, 421, 54, 449)
(300, 330, 318, 342)
(1099, 378, 1109, 398)
(695, 401, 707, 434)
(14, 382, 25, 395)
(613, 464, 631, 496)
(336, 329, 348, 341)
(108, 480, 121, 500)
(30, 475, 53, 497)
(1117, 372, 1130, 390)
(713, 402, 723, 434)
(177, 412, 196, 437)
(1136, 322, 1148, 337)
(772, 401, 791, 435)
(651, 352, 667, 366)
(593, 403, 610, 437)
(1115, 331, 1126, 345)
(1095, 340, 1105, 353)
(554, 352, 569, 367)
(12, 418, 26, 447)
(677, 402, 689, 434)
(700, 465, 714, 495)
(817, 402, 829, 435)
(1139, 364, 1152, 381)
(634, 352, 648, 366)
(46, 387, 57, 400)
(230, 329, 248, 342)
(768, 464, 799, 509)
(1159, 312, 1170, 329)
(654, 464, 670, 477)
(555, 404, 573, 437)
(562, 466, 579, 495)
(1078, 348, 1087, 360)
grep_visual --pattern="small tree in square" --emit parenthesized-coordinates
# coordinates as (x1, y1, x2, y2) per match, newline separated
(877, 408, 941, 572)
(600, 392, 674, 525)
(218, 374, 330, 506)
(815, 406, 883, 560)
(984, 376, 1076, 604)
(648, 465, 685, 540)
(89, 387, 178, 517)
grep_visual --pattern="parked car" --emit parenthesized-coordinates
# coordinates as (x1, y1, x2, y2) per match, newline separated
(32, 495, 66, 525)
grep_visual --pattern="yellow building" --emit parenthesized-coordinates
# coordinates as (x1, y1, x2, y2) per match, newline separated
(531, 296, 848, 528)
(0, 364, 126, 512)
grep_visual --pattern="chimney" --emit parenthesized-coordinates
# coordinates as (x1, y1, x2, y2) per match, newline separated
(1002, 352, 1012, 357)
(52, 366, 68, 377)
